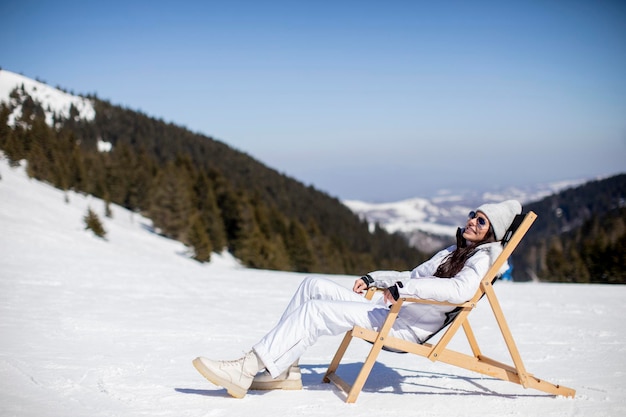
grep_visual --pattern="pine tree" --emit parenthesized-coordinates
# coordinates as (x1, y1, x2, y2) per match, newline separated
(261, 234, 292, 270)
(192, 171, 227, 251)
(84, 207, 107, 239)
(148, 162, 193, 239)
(229, 195, 267, 268)
(0, 104, 10, 148)
(545, 237, 567, 281)
(68, 133, 87, 191)
(249, 198, 291, 270)
(82, 152, 108, 200)
(107, 142, 135, 207)
(285, 220, 315, 272)
(26, 134, 51, 181)
(306, 219, 344, 273)
(187, 213, 213, 262)
(214, 177, 244, 246)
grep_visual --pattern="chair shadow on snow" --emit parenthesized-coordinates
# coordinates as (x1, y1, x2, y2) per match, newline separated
(175, 360, 552, 399)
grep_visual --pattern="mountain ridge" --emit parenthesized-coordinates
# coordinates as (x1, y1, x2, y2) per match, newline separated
(0, 68, 425, 274)
(2, 68, 623, 283)
(344, 179, 588, 252)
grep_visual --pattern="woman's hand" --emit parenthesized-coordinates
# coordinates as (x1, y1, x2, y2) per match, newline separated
(383, 289, 397, 305)
(353, 278, 368, 294)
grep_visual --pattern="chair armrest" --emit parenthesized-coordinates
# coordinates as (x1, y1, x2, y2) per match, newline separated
(401, 297, 475, 308)
(367, 287, 474, 308)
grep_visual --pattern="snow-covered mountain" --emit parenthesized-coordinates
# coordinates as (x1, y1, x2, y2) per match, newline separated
(0, 69, 95, 127)
(0, 68, 589, 252)
(344, 180, 586, 252)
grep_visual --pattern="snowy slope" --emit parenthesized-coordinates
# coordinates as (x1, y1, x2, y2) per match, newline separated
(0, 69, 95, 127)
(1, 155, 625, 417)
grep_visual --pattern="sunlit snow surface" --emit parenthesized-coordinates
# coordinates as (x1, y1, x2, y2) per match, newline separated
(0, 69, 95, 127)
(1, 155, 625, 417)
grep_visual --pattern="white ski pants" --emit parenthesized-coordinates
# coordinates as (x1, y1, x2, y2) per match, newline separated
(253, 276, 420, 378)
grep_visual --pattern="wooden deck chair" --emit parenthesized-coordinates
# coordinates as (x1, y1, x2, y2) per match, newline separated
(323, 211, 575, 403)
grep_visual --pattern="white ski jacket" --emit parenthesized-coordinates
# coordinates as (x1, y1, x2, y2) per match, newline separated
(367, 242, 508, 341)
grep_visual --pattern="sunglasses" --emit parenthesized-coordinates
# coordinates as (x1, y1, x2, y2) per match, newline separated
(468, 211, 488, 229)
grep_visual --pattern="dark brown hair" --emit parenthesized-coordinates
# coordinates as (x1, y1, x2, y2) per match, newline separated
(433, 226, 496, 278)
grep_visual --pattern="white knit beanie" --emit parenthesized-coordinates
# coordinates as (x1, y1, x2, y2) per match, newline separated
(476, 200, 522, 241)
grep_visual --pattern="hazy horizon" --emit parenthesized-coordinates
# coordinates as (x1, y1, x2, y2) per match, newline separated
(1, 0, 624, 201)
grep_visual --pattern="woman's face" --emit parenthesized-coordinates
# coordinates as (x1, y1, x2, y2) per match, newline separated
(463, 210, 490, 243)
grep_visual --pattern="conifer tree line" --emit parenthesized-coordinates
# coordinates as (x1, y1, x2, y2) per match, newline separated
(0, 87, 427, 273)
(511, 175, 626, 284)
(3, 85, 624, 283)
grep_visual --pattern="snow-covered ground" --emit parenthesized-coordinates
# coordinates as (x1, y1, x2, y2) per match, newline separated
(1, 155, 625, 417)
(0, 69, 95, 127)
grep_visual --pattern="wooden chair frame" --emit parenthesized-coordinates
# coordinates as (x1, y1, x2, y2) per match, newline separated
(323, 211, 575, 403)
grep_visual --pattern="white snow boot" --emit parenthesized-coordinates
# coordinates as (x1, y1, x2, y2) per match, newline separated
(192, 351, 262, 398)
(250, 363, 302, 390)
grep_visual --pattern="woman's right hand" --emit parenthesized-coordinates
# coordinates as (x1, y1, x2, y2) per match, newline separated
(353, 278, 368, 294)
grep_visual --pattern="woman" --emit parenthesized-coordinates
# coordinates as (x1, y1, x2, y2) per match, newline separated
(193, 199, 522, 398)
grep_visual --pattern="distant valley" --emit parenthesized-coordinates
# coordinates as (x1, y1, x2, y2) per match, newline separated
(344, 179, 587, 252)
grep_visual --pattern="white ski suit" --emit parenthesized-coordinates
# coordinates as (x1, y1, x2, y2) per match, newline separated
(253, 241, 507, 378)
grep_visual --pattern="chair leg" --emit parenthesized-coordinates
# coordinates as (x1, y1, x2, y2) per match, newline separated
(323, 330, 354, 383)
(345, 302, 403, 402)
(346, 337, 385, 403)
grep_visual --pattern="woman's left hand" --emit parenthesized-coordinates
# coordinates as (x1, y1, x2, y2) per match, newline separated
(383, 289, 397, 305)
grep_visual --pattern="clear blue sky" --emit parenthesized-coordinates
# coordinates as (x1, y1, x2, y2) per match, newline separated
(2, 0, 625, 202)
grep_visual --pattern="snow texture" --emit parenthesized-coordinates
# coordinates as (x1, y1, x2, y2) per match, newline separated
(1, 155, 625, 417)
(0, 69, 95, 127)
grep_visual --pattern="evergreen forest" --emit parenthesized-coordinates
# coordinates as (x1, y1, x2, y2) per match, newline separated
(0, 84, 427, 275)
(2, 82, 624, 283)
(511, 174, 626, 284)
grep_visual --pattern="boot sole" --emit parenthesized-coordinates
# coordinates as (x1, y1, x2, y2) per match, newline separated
(192, 357, 247, 399)
(249, 379, 303, 391)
